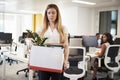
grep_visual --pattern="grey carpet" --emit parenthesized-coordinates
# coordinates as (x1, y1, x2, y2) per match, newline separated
(0, 61, 120, 80)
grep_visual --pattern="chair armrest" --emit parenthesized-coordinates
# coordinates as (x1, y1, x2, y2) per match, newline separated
(97, 57, 102, 67)
(85, 55, 90, 62)
(78, 61, 85, 69)
(115, 55, 120, 63)
(96, 57, 104, 67)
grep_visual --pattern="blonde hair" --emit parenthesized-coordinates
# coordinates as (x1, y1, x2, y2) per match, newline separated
(40, 4, 66, 43)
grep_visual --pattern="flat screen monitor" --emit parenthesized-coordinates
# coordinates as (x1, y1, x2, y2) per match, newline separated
(4, 33, 12, 44)
(82, 36, 98, 47)
(0, 32, 4, 40)
(0, 32, 12, 44)
(5, 33, 12, 39)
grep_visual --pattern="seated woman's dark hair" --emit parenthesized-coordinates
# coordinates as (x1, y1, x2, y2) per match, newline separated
(103, 33, 114, 45)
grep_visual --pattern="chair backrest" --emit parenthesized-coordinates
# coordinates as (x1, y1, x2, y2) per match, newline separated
(64, 46, 86, 76)
(104, 45, 120, 70)
(69, 36, 82, 47)
(114, 38, 120, 44)
(68, 46, 85, 66)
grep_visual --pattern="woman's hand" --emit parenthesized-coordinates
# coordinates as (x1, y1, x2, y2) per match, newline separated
(95, 52, 102, 57)
(95, 52, 99, 56)
(63, 60, 68, 71)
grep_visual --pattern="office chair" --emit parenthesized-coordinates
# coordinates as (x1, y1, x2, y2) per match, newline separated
(64, 46, 86, 80)
(114, 37, 120, 44)
(16, 43, 29, 77)
(96, 45, 120, 80)
(104, 45, 120, 79)
(16, 38, 37, 78)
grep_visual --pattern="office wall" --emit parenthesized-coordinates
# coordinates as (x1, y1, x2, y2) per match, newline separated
(61, 5, 120, 36)
(61, 6, 94, 35)
(61, 6, 78, 35)
(77, 7, 95, 35)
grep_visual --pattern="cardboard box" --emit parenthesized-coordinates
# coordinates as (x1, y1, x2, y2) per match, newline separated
(29, 46, 64, 73)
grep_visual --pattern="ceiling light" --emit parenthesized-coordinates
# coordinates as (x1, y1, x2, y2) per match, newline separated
(72, 0, 96, 5)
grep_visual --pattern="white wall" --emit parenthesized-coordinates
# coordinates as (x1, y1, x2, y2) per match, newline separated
(77, 7, 95, 35)
(61, 6, 94, 36)
(61, 6, 78, 35)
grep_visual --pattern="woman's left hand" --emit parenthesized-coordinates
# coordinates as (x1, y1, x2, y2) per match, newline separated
(63, 61, 68, 71)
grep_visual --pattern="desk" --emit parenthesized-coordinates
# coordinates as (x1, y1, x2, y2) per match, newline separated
(87, 52, 98, 57)
(86, 47, 101, 67)
(0, 44, 11, 47)
(86, 47, 100, 58)
(2, 52, 33, 80)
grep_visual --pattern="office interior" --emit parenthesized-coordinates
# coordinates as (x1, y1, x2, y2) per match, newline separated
(0, 0, 120, 80)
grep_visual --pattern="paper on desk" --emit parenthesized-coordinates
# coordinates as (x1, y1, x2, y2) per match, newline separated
(29, 46, 64, 73)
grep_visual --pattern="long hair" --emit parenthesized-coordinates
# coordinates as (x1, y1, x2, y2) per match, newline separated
(40, 4, 65, 43)
(103, 33, 114, 45)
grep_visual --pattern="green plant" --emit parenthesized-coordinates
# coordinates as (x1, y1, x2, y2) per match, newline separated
(26, 30, 48, 46)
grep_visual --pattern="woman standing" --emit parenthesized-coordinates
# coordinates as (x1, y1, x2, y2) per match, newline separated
(37, 4, 69, 80)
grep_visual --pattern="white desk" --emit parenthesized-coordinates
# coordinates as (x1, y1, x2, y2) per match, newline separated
(86, 47, 101, 57)
(87, 52, 98, 57)
(86, 47, 101, 67)
(0, 44, 11, 47)
(2, 52, 33, 80)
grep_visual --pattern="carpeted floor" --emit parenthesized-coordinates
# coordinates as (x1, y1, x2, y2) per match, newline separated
(0, 61, 38, 80)
(0, 60, 120, 80)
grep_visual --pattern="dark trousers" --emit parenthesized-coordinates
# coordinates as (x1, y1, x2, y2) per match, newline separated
(38, 70, 64, 80)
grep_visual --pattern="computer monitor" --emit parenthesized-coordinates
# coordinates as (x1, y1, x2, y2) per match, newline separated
(0, 32, 12, 44)
(0, 32, 4, 40)
(82, 36, 98, 47)
(4, 33, 12, 44)
(0, 32, 5, 43)
(82, 36, 98, 52)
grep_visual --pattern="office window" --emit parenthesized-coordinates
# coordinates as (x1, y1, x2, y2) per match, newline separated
(0, 13, 32, 42)
(0, 13, 4, 32)
(99, 10, 118, 36)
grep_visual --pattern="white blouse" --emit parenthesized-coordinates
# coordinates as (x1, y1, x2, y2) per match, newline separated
(37, 26, 68, 44)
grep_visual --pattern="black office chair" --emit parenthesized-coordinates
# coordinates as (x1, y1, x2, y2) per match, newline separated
(64, 46, 86, 80)
(16, 38, 37, 78)
(114, 37, 120, 44)
(96, 45, 120, 80)
(104, 45, 120, 79)
(16, 67, 29, 77)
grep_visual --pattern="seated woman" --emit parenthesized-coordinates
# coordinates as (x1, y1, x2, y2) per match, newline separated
(92, 33, 114, 80)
